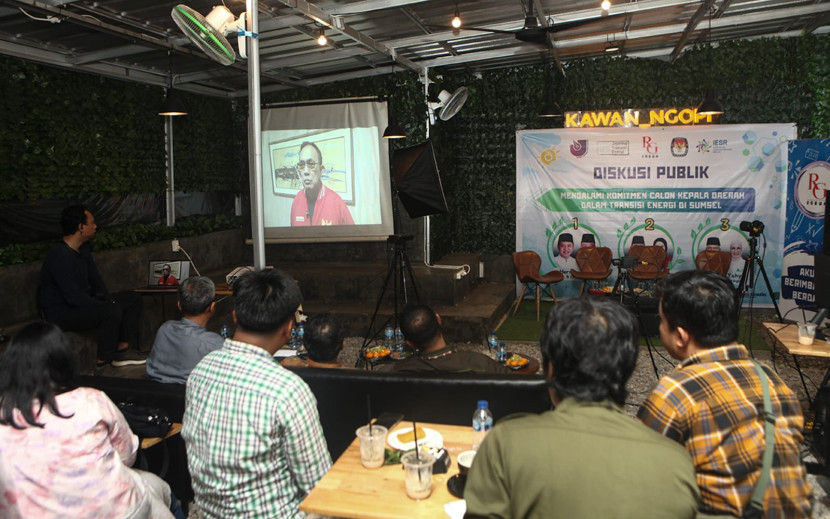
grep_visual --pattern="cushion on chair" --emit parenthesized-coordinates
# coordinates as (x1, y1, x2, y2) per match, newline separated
(628, 245, 669, 281)
(695, 250, 732, 275)
(571, 247, 613, 281)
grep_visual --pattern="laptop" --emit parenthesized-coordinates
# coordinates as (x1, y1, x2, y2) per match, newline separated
(147, 260, 191, 287)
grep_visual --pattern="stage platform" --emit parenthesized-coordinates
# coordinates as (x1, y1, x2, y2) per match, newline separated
(272, 253, 517, 344)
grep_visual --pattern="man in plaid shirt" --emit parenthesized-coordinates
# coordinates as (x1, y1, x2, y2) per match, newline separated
(638, 270, 812, 517)
(183, 268, 332, 518)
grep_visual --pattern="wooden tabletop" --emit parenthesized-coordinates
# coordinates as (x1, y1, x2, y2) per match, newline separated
(763, 322, 830, 358)
(140, 422, 182, 449)
(300, 422, 472, 519)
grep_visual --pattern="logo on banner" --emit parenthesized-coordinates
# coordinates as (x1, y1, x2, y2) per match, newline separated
(570, 140, 588, 158)
(670, 137, 688, 157)
(641, 136, 658, 158)
(794, 161, 830, 218)
(597, 141, 629, 155)
(696, 139, 712, 153)
(539, 147, 561, 165)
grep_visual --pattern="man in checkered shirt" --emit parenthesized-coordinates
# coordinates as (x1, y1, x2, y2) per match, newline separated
(183, 268, 331, 518)
(638, 270, 812, 517)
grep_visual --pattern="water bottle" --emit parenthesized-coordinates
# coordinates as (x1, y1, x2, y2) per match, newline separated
(394, 325, 404, 352)
(488, 332, 498, 351)
(472, 400, 494, 451)
(220, 323, 231, 339)
(290, 326, 299, 350)
(384, 324, 394, 350)
(297, 322, 305, 350)
(497, 342, 507, 363)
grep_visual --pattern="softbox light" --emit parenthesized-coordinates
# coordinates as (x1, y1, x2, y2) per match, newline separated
(392, 141, 449, 218)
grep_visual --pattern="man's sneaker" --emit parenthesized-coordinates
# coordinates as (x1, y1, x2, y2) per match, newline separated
(111, 348, 147, 367)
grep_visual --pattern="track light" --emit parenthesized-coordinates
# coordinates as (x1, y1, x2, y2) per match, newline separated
(316, 28, 327, 46)
(601, 0, 611, 10)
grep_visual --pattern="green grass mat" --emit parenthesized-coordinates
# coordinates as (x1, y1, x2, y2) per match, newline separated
(496, 300, 770, 350)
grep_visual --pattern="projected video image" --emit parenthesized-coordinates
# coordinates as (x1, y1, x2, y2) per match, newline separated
(260, 100, 394, 241)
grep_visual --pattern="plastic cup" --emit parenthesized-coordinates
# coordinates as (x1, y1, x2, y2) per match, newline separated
(798, 322, 817, 345)
(356, 425, 387, 469)
(401, 450, 435, 500)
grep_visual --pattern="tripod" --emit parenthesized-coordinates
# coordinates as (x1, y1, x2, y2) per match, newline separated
(613, 258, 660, 377)
(735, 235, 782, 320)
(358, 235, 420, 366)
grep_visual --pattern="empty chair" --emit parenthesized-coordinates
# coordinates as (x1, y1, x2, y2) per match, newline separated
(628, 245, 669, 285)
(695, 250, 732, 275)
(571, 247, 613, 296)
(511, 251, 564, 321)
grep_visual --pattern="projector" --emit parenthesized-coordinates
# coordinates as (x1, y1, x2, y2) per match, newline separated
(226, 266, 273, 285)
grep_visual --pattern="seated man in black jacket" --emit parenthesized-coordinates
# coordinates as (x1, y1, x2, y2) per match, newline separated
(380, 304, 510, 374)
(40, 205, 144, 368)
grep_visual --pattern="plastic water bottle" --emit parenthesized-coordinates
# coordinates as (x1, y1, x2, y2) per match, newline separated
(488, 332, 498, 351)
(220, 323, 230, 339)
(290, 326, 299, 350)
(297, 323, 305, 349)
(394, 325, 404, 352)
(472, 400, 494, 451)
(497, 342, 507, 363)
(384, 324, 394, 350)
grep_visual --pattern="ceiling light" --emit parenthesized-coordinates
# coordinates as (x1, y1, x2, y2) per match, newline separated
(697, 87, 724, 115)
(159, 89, 188, 116)
(601, 0, 611, 11)
(383, 117, 406, 139)
(316, 28, 327, 46)
(539, 91, 563, 118)
(451, 11, 461, 28)
(605, 41, 620, 53)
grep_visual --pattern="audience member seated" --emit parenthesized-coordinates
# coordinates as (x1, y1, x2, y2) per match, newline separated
(280, 313, 349, 369)
(378, 304, 510, 374)
(0, 323, 177, 518)
(39, 204, 144, 368)
(146, 276, 225, 384)
(465, 297, 700, 518)
(638, 270, 812, 517)
(182, 268, 331, 518)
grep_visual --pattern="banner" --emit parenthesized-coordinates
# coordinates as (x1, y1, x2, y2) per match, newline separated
(780, 139, 830, 319)
(516, 124, 796, 303)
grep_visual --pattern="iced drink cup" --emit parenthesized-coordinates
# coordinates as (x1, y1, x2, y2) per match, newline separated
(356, 425, 387, 468)
(401, 450, 434, 500)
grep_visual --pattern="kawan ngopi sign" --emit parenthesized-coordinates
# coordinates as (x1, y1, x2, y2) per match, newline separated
(564, 108, 717, 128)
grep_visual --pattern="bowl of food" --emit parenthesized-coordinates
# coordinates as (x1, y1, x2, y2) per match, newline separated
(505, 353, 529, 369)
(364, 345, 391, 360)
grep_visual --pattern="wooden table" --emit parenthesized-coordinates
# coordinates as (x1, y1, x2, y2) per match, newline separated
(140, 422, 183, 449)
(300, 422, 472, 518)
(764, 322, 830, 405)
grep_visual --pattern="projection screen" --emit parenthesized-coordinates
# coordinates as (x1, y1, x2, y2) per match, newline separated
(261, 98, 394, 242)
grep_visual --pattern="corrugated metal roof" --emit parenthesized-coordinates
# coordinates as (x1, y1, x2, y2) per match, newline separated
(1, 0, 828, 98)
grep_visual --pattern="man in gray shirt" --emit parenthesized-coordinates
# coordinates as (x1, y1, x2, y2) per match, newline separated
(146, 276, 225, 384)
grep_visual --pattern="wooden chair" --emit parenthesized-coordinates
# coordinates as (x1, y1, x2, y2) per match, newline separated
(511, 251, 564, 321)
(571, 247, 612, 295)
(695, 250, 732, 275)
(628, 245, 669, 286)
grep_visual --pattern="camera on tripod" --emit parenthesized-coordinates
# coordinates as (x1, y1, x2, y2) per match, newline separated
(611, 256, 637, 269)
(739, 220, 765, 237)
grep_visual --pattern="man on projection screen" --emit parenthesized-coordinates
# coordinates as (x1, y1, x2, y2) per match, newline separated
(290, 141, 355, 226)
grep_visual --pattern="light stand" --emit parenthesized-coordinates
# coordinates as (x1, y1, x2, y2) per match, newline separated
(358, 233, 420, 367)
(612, 257, 659, 377)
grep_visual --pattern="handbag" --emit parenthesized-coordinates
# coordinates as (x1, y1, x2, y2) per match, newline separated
(117, 402, 173, 439)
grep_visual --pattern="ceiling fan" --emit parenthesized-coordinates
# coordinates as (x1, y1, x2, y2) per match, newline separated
(441, 0, 617, 46)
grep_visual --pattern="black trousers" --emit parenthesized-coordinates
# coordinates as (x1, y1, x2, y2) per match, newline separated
(44, 291, 142, 361)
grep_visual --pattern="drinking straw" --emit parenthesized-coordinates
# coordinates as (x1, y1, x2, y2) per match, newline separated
(412, 420, 422, 482)
(367, 394, 373, 435)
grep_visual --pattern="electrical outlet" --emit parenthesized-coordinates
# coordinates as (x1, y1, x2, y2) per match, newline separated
(171, 239, 180, 252)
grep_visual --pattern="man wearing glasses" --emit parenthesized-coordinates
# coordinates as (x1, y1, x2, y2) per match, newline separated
(289, 141, 354, 226)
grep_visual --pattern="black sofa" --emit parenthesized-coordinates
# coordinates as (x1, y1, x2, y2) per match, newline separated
(81, 369, 551, 500)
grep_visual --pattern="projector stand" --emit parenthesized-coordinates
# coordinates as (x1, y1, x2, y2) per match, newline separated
(357, 235, 420, 367)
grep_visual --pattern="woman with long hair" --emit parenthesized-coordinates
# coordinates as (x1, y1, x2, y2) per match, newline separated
(0, 322, 174, 518)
